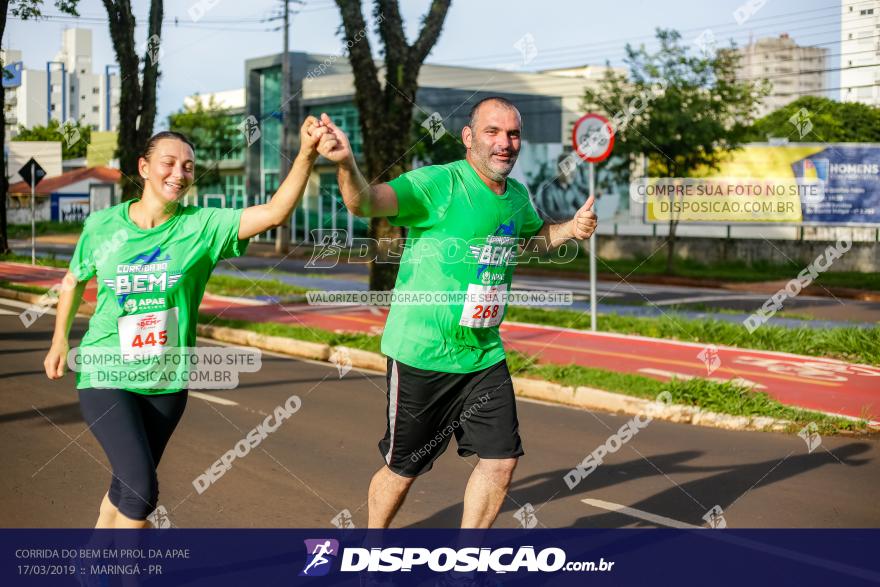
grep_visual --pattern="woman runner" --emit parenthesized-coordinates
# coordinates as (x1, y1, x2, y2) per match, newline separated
(42, 117, 326, 528)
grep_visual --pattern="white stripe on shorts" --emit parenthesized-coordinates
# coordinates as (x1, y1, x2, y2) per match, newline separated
(384, 359, 399, 465)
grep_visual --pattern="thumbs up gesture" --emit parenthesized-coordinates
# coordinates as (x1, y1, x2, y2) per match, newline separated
(571, 194, 597, 240)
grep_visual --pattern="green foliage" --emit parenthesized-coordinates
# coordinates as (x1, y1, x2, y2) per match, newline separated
(582, 29, 767, 271)
(410, 116, 464, 166)
(583, 29, 765, 181)
(13, 119, 92, 159)
(745, 96, 880, 143)
(9, 0, 80, 18)
(168, 95, 243, 191)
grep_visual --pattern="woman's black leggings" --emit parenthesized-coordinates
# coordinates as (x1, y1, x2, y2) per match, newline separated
(78, 388, 188, 521)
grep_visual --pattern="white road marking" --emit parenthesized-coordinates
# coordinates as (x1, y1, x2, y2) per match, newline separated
(189, 391, 239, 406)
(651, 294, 769, 306)
(638, 367, 767, 390)
(581, 498, 700, 529)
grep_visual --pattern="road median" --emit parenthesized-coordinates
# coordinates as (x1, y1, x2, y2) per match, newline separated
(1, 286, 872, 436)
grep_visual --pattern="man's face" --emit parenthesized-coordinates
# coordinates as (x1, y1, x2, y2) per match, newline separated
(464, 102, 522, 182)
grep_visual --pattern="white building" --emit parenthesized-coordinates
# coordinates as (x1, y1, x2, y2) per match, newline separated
(840, 0, 880, 106)
(2, 28, 120, 142)
(735, 34, 828, 117)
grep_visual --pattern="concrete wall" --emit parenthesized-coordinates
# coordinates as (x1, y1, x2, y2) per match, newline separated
(593, 234, 878, 273)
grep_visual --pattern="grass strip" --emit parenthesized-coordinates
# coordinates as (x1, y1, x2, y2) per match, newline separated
(505, 351, 868, 435)
(505, 306, 879, 366)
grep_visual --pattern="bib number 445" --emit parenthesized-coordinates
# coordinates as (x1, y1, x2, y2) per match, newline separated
(131, 330, 168, 348)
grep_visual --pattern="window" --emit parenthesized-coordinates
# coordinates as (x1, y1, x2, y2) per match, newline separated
(92, 105, 99, 113)
(92, 87, 99, 95)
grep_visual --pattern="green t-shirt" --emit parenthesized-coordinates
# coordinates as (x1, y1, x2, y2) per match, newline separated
(69, 200, 249, 393)
(381, 160, 544, 373)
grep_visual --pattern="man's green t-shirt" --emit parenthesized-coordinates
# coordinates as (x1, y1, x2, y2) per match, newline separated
(69, 200, 249, 393)
(381, 159, 544, 373)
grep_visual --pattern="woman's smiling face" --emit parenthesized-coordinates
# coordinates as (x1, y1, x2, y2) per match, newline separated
(139, 138, 195, 203)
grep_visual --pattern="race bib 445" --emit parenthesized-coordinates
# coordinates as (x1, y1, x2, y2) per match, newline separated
(117, 307, 179, 362)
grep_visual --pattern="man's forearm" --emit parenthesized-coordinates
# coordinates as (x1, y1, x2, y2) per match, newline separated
(546, 221, 576, 250)
(527, 220, 576, 255)
(337, 158, 373, 216)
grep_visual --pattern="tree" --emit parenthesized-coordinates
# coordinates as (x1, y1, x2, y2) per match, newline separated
(745, 96, 880, 143)
(410, 116, 463, 167)
(335, 0, 451, 291)
(100, 0, 163, 200)
(13, 119, 92, 159)
(1, 0, 81, 255)
(583, 29, 765, 273)
(168, 95, 241, 192)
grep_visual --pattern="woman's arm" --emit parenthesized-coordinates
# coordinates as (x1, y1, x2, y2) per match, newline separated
(316, 113, 399, 218)
(237, 116, 325, 240)
(44, 276, 87, 379)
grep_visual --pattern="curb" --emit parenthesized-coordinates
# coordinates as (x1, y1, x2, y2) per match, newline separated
(195, 322, 797, 434)
(0, 288, 864, 434)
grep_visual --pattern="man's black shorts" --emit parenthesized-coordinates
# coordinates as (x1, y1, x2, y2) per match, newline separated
(378, 357, 524, 477)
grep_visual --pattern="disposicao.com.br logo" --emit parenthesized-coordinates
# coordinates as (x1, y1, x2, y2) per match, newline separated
(299, 541, 613, 575)
(300, 539, 339, 577)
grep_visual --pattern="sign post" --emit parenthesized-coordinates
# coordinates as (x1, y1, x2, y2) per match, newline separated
(18, 157, 47, 266)
(572, 113, 614, 331)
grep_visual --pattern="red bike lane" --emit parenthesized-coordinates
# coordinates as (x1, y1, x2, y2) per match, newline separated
(3, 262, 877, 421)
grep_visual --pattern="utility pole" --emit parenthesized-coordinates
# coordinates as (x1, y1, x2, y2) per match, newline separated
(276, 0, 293, 254)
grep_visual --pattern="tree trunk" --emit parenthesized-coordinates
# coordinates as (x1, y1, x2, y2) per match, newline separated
(102, 0, 163, 200)
(0, 1, 10, 254)
(336, 0, 450, 291)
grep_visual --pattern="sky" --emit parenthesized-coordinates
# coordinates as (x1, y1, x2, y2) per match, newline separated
(3, 0, 845, 124)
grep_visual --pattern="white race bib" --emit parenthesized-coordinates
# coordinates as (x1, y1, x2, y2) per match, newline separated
(117, 307, 179, 362)
(459, 283, 508, 328)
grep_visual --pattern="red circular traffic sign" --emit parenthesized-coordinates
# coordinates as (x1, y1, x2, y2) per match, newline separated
(572, 113, 614, 163)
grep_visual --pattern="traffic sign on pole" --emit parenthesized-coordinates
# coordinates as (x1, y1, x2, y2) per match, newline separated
(18, 158, 47, 266)
(571, 114, 614, 331)
(572, 113, 614, 163)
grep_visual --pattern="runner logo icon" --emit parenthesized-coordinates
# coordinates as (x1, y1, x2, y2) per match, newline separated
(300, 539, 339, 576)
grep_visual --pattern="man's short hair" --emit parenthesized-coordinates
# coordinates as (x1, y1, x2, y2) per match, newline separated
(468, 96, 520, 128)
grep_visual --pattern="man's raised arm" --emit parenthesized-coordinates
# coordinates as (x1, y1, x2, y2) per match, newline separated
(315, 113, 399, 218)
(526, 194, 598, 254)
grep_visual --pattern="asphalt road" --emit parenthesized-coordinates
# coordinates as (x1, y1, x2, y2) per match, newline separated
(1, 298, 878, 529)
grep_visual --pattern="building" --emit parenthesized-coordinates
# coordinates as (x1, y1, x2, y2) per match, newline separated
(734, 34, 828, 117)
(2, 28, 120, 143)
(241, 51, 594, 241)
(841, 0, 880, 106)
(6, 166, 120, 224)
(179, 88, 247, 206)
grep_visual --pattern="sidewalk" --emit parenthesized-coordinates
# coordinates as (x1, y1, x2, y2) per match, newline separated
(1, 260, 877, 421)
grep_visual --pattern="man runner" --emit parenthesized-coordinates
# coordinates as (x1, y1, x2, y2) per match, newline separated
(314, 97, 597, 528)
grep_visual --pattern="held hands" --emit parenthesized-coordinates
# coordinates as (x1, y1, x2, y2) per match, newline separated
(299, 115, 327, 162)
(312, 113, 354, 165)
(571, 194, 598, 240)
(44, 340, 68, 380)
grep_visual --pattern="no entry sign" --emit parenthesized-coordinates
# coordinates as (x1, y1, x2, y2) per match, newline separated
(572, 113, 614, 163)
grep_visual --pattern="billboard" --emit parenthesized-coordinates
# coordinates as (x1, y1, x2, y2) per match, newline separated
(642, 144, 880, 226)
